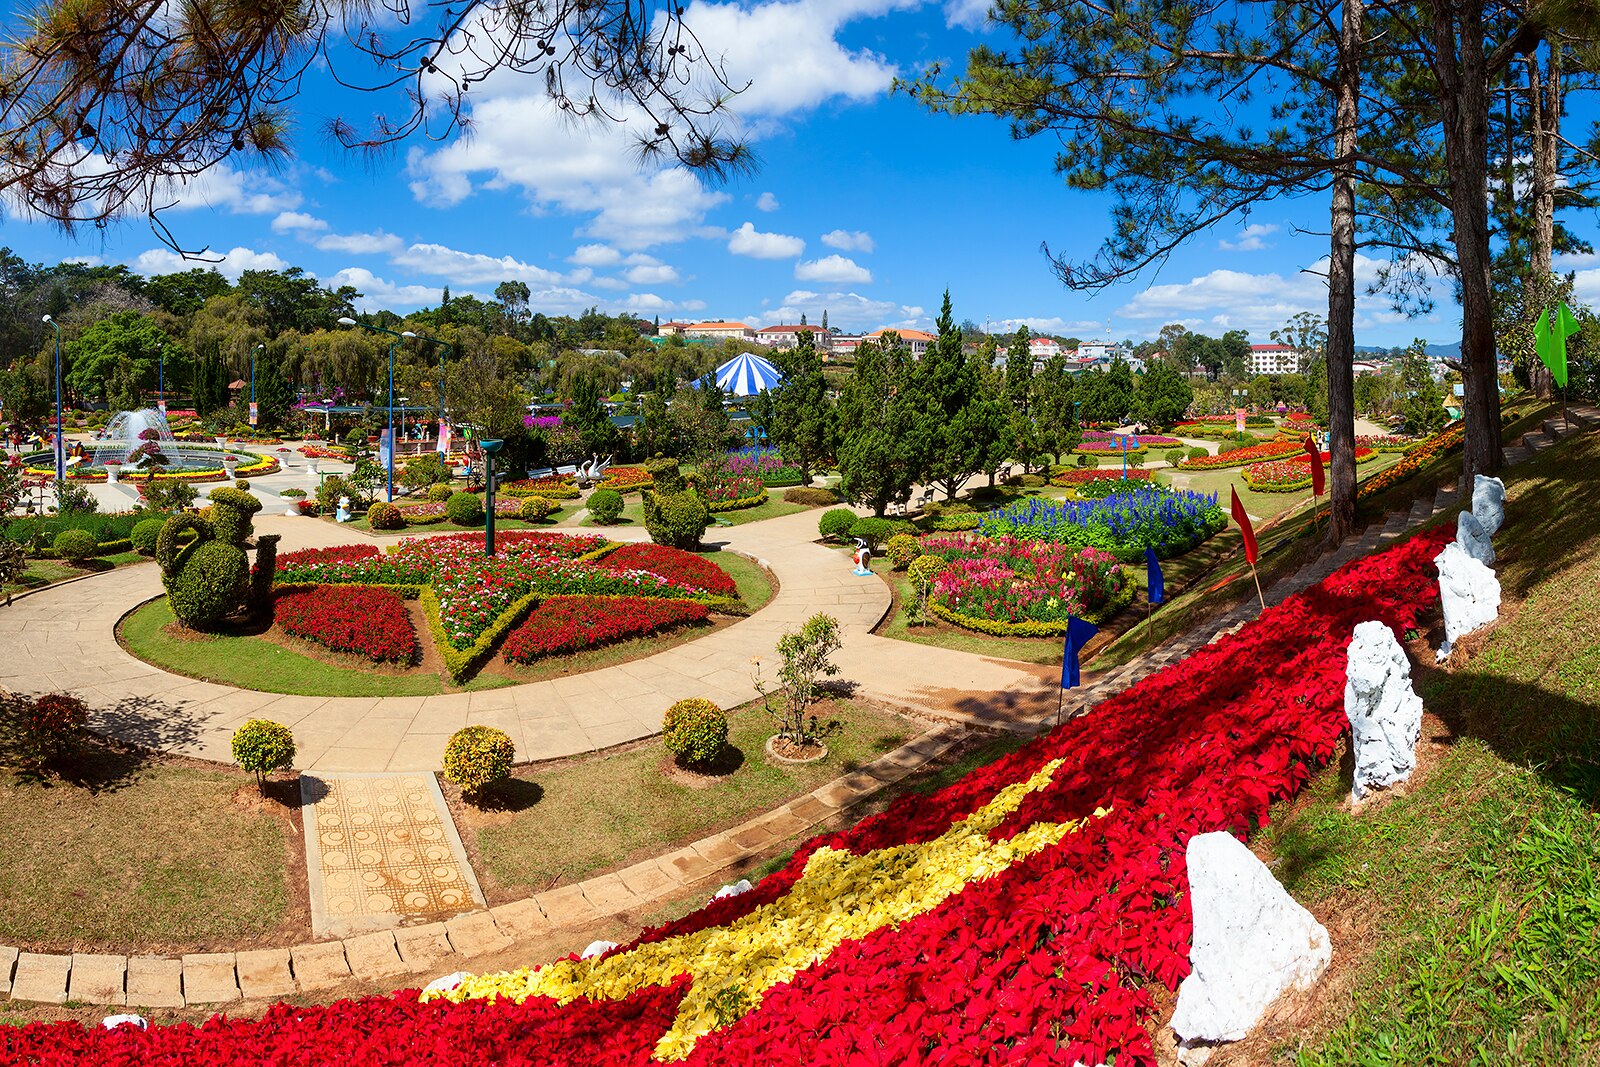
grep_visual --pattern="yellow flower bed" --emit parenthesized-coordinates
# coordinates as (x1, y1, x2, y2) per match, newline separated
(428, 758, 1108, 1061)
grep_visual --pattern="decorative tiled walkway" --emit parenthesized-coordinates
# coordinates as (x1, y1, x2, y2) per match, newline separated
(301, 773, 484, 938)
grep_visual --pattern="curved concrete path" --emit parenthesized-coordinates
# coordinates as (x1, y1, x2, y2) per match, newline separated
(0, 508, 1053, 771)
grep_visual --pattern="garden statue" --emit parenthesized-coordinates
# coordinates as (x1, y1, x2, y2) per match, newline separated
(642, 456, 711, 550)
(337, 495, 351, 523)
(852, 538, 872, 576)
(156, 486, 263, 630)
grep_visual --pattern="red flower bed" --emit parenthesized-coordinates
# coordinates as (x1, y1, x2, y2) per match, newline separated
(6, 527, 1452, 1065)
(425, 531, 603, 559)
(275, 585, 419, 663)
(276, 544, 382, 571)
(1178, 439, 1302, 469)
(601, 543, 737, 596)
(601, 466, 654, 491)
(1051, 468, 1154, 487)
(502, 595, 711, 663)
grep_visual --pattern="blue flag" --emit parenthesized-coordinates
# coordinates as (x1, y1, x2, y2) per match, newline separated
(1145, 547, 1165, 605)
(1060, 616, 1099, 689)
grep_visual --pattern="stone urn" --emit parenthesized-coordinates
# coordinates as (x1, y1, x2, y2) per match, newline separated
(104, 461, 120, 484)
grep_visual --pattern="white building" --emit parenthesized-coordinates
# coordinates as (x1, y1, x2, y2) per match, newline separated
(1249, 343, 1303, 375)
(684, 320, 757, 341)
(1077, 340, 1118, 361)
(755, 324, 829, 349)
(1029, 337, 1062, 360)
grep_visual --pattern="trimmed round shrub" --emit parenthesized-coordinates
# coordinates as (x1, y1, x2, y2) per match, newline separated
(23, 693, 89, 764)
(662, 697, 728, 768)
(445, 491, 485, 525)
(784, 486, 839, 506)
(848, 517, 894, 549)
(233, 479, 250, 491)
(1187, 446, 1209, 460)
(1018, 473, 1046, 487)
(1165, 448, 1187, 466)
(130, 518, 166, 555)
(1075, 453, 1098, 468)
(818, 508, 857, 542)
(885, 533, 922, 570)
(643, 487, 710, 550)
(52, 528, 98, 561)
(907, 554, 949, 586)
(518, 495, 555, 522)
(428, 481, 455, 502)
(367, 501, 404, 530)
(167, 539, 250, 628)
(442, 725, 516, 800)
(587, 487, 624, 524)
(231, 719, 296, 792)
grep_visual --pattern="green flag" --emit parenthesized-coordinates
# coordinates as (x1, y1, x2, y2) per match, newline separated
(1534, 302, 1577, 388)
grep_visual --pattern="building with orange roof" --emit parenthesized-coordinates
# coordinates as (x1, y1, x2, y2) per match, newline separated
(755, 324, 830, 349)
(685, 321, 756, 341)
(865, 327, 936, 356)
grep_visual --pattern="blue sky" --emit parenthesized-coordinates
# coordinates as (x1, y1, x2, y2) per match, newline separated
(6, 0, 1594, 345)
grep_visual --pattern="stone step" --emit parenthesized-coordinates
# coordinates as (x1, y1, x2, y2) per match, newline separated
(1522, 430, 1554, 452)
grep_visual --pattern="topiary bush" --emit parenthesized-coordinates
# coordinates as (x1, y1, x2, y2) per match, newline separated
(52, 528, 98, 562)
(231, 719, 296, 794)
(642, 459, 710, 549)
(587, 487, 624, 524)
(644, 456, 686, 493)
(818, 508, 857, 542)
(1187, 446, 1209, 460)
(885, 533, 922, 570)
(442, 725, 516, 801)
(130, 518, 166, 555)
(367, 501, 404, 530)
(784, 486, 839, 506)
(1076, 453, 1099, 468)
(205, 487, 262, 543)
(21, 693, 89, 766)
(848, 517, 894, 549)
(1165, 448, 1187, 466)
(662, 697, 729, 769)
(518, 495, 555, 522)
(445, 491, 485, 525)
(906, 553, 949, 586)
(157, 489, 261, 630)
(428, 481, 455, 502)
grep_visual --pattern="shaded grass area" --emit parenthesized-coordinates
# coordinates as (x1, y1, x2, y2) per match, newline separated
(0, 720, 293, 952)
(1251, 426, 1600, 1066)
(1160, 452, 1404, 523)
(2, 552, 146, 596)
(465, 699, 912, 896)
(712, 497, 812, 526)
(325, 511, 564, 536)
(118, 552, 770, 697)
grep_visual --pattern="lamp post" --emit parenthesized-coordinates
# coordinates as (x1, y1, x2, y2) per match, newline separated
(337, 317, 416, 502)
(481, 438, 504, 557)
(41, 315, 62, 483)
(249, 342, 265, 426)
(397, 397, 409, 446)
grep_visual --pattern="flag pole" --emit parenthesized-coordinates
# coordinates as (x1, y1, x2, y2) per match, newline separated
(1250, 561, 1266, 612)
(1146, 597, 1153, 641)
(1055, 685, 1065, 728)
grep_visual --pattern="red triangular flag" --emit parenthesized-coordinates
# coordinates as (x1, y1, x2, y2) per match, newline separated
(1231, 486, 1258, 566)
(1304, 433, 1325, 497)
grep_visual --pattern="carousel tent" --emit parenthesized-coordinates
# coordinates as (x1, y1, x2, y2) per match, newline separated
(702, 351, 785, 397)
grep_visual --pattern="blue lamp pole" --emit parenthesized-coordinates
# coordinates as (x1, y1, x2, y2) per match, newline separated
(338, 317, 416, 502)
(41, 315, 62, 483)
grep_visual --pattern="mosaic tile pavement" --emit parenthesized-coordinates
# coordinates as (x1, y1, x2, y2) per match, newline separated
(301, 772, 485, 938)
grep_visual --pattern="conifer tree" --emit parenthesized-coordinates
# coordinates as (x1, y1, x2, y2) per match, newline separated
(753, 329, 835, 488)
(836, 337, 928, 515)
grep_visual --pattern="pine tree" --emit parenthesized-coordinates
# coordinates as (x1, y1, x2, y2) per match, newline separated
(1031, 354, 1081, 461)
(1004, 326, 1041, 471)
(914, 291, 1011, 499)
(1133, 358, 1193, 428)
(1397, 343, 1447, 436)
(836, 337, 927, 515)
(570, 372, 619, 457)
(253, 345, 295, 428)
(752, 328, 835, 487)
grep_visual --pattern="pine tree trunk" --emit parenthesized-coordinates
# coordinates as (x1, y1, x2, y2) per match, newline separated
(1528, 43, 1560, 399)
(1434, 0, 1502, 483)
(1324, 0, 1363, 545)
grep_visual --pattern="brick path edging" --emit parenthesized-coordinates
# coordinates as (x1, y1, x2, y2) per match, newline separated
(0, 723, 964, 1008)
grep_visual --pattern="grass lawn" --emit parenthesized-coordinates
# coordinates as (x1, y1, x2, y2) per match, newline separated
(2, 551, 146, 596)
(711, 497, 812, 526)
(579, 498, 646, 528)
(325, 511, 565, 535)
(463, 698, 914, 896)
(0, 726, 296, 952)
(119, 551, 772, 696)
(1158, 452, 1405, 523)
(1246, 425, 1600, 1065)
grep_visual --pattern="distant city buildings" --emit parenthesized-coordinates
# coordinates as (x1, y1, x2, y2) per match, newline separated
(754, 324, 829, 348)
(865, 327, 936, 356)
(1249, 343, 1302, 375)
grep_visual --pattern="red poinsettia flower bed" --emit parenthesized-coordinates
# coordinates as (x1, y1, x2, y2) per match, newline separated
(6, 527, 1452, 1065)
(502, 595, 711, 663)
(600, 543, 737, 597)
(276, 544, 382, 570)
(275, 585, 420, 664)
(1051, 468, 1154, 487)
(1178, 438, 1302, 469)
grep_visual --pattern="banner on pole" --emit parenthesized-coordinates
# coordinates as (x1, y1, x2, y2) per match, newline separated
(1534, 303, 1577, 388)
(248, 402, 258, 427)
(378, 428, 392, 470)
(1235, 407, 1246, 433)
(1060, 616, 1099, 690)
(1231, 486, 1258, 566)
(1304, 434, 1325, 497)
(1144, 547, 1165, 606)
(437, 421, 451, 456)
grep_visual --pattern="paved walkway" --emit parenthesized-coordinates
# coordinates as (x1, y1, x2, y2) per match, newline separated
(0, 506, 1050, 771)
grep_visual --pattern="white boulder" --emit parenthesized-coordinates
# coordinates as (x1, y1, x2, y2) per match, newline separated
(1171, 832, 1331, 1048)
(1471, 474, 1506, 535)
(1434, 541, 1501, 661)
(1456, 510, 1495, 565)
(101, 1014, 148, 1030)
(1344, 621, 1423, 800)
(580, 940, 618, 959)
(713, 879, 753, 901)
(422, 971, 469, 995)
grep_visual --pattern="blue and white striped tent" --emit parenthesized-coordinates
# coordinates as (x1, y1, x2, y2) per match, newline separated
(704, 351, 785, 397)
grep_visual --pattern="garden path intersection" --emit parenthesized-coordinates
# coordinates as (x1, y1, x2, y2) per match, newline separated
(0, 507, 1057, 771)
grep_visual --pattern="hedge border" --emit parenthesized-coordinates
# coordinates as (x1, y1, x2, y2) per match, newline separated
(707, 489, 769, 514)
(928, 581, 1136, 637)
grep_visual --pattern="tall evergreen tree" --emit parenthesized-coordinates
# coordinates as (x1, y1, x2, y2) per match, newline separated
(1004, 326, 1042, 472)
(1397, 344, 1447, 436)
(1134, 358, 1194, 428)
(569, 372, 619, 457)
(836, 337, 928, 515)
(1031, 355, 1081, 461)
(753, 328, 835, 487)
(914, 292, 1011, 500)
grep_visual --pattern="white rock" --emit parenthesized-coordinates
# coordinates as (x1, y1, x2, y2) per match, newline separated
(1471, 474, 1506, 536)
(101, 1014, 148, 1030)
(1171, 832, 1331, 1047)
(581, 940, 618, 959)
(1434, 541, 1501, 661)
(713, 879, 753, 901)
(1456, 511, 1494, 565)
(1344, 621, 1423, 800)
(422, 971, 469, 995)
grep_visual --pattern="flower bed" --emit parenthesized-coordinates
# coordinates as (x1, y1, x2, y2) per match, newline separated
(1074, 431, 1183, 455)
(1355, 434, 1416, 452)
(274, 585, 419, 663)
(396, 497, 524, 525)
(297, 444, 349, 460)
(1176, 438, 1302, 469)
(600, 542, 739, 597)
(22, 446, 278, 482)
(697, 452, 768, 506)
(502, 595, 711, 663)
(1051, 468, 1155, 488)
(1357, 424, 1465, 500)
(919, 536, 1132, 632)
(600, 466, 654, 492)
(980, 485, 1226, 560)
(724, 446, 805, 487)
(20, 527, 1454, 1064)
(1241, 448, 1379, 492)
(502, 476, 581, 499)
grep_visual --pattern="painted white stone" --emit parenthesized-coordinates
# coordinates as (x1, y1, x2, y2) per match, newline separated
(713, 879, 753, 901)
(1434, 541, 1501, 661)
(422, 972, 468, 995)
(1456, 510, 1494, 565)
(101, 1014, 147, 1030)
(581, 940, 618, 959)
(1170, 832, 1331, 1047)
(1344, 621, 1423, 800)
(1471, 474, 1506, 535)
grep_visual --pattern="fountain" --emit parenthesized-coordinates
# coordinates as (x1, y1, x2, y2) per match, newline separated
(24, 408, 269, 482)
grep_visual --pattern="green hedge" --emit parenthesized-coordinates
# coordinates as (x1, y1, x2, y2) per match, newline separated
(422, 586, 543, 681)
(928, 582, 1135, 636)
(707, 489, 769, 513)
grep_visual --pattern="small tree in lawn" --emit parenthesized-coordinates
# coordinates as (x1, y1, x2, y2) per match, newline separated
(753, 613, 841, 748)
(231, 719, 296, 795)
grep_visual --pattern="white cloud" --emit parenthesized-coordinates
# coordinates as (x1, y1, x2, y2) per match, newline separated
(160, 163, 302, 215)
(756, 191, 780, 212)
(390, 241, 568, 286)
(590, 277, 631, 291)
(569, 244, 623, 266)
(728, 222, 806, 259)
(821, 229, 874, 253)
(994, 317, 1107, 335)
(795, 254, 872, 284)
(272, 211, 328, 234)
(944, 0, 993, 29)
(131, 246, 288, 280)
(625, 263, 681, 285)
(314, 230, 405, 255)
(328, 266, 608, 317)
(1218, 222, 1279, 252)
(60, 255, 102, 267)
